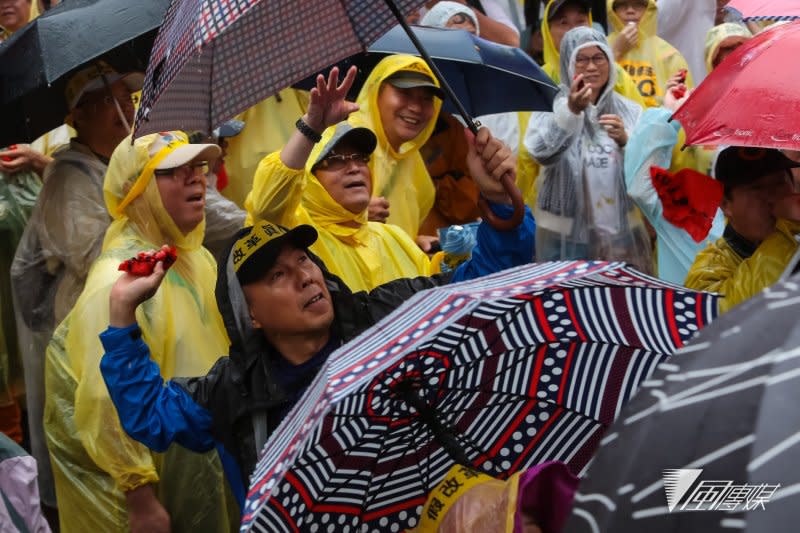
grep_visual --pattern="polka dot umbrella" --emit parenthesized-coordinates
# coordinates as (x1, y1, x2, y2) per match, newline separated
(241, 261, 719, 532)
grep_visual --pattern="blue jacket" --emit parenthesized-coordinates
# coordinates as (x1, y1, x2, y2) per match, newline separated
(100, 204, 535, 509)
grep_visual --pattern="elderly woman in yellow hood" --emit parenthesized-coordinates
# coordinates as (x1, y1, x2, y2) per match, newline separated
(607, 0, 694, 108)
(45, 132, 238, 532)
(348, 54, 444, 242)
(245, 66, 521, 293)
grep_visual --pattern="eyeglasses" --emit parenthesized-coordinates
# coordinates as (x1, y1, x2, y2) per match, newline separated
(77, 93, 137, 108)
(154, 161, 208, 180)
(315, 153, 370, 171)
(575, 53, 609, 67)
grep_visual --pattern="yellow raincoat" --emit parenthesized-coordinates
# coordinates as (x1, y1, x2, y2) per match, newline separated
(607, 0, 693, 108)
(348, 55, 442, 239)
(685, 220, 800, 313)
(704, 23, 752, 74)
(223, 90, 309, 207)
(244, 127, 431, 293)
(45, 133, 237, 532)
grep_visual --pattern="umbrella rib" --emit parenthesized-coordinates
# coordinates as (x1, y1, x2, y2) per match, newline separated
(357, 420, 432, 519)
(291, 419, 403, 521)
(289, 414, 431, 523)
(435, 386, 606, 425)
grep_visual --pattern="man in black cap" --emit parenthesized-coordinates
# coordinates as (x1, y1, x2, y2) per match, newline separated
(97, 141, 534, 510)
(685, 146, 800, 311)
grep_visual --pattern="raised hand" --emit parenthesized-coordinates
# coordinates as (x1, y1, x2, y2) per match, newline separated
(368, 196, 390, 223)
(109, 246, 170, 327)
(465, 126, 515, 205)
(568, 74, 593, 115)
(613, 22, 639, 59)
(303, 66, 360, 133)
(663, 85, 691, 112)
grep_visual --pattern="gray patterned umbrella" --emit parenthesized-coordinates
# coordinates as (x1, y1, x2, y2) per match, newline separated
(564, 277, 800, 533)
(133, 0, 428, 137)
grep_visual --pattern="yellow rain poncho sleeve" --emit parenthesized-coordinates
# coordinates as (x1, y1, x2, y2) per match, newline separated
(607, 0, 694, 108)
(685, 220, 800, 313)
(45, 133, 237, 533)
(349, 55, 442, 239)
(223, 90, 309, 207)
(541, 0, 647, 108)
(245, 131, 430, 293)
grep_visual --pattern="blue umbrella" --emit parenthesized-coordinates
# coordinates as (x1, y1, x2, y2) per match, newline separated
(295, 25, 559, 118)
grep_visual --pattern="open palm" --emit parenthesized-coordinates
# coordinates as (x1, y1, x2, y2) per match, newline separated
(305, 66, 360, 132)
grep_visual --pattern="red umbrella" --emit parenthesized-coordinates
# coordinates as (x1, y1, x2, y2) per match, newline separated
(727, 0, 800, 20)
(672, 21, 800, 151)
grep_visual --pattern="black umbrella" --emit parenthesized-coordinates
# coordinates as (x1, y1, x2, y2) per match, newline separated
(563, 278, 800, 532)
(0, 0, 169, 145)
(293, 25, 559, 117)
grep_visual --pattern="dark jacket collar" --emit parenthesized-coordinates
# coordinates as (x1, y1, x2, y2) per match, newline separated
(723, 224, 758, 259)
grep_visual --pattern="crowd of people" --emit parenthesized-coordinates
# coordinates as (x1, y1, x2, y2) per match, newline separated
(1, 0, 798, 532)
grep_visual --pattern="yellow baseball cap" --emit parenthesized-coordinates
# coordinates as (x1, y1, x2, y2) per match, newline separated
(64, 61, 144, 110)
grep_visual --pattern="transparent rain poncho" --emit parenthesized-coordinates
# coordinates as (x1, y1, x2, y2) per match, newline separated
(524, 27, 653, 273)
(44, 133, 238, 532)
(10, 142, 108, 507)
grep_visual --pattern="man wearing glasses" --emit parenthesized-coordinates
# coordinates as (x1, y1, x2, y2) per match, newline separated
(244, 66, 534, 293)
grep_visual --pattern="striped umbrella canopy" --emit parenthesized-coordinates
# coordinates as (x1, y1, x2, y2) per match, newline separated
(727, 0, 800, 21)
(133, 0, 427, 137)
(241, 261, 719, 532)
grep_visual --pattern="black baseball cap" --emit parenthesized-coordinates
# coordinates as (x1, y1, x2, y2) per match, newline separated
(310, 122, 378, 171)
(384, 70, 445, 99)
(232, 222, 318, 285)
(548, 0, 592, 20)
(714, 147, 800, 190)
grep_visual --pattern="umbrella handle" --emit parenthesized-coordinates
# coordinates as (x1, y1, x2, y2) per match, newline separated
(478, 173, 526, 231)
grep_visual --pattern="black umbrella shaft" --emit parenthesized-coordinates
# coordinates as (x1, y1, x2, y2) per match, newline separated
(399, 387, 472, 466)
(381, 0, 479, 134)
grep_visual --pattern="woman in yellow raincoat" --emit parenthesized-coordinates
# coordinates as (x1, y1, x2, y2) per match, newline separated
(606, 0, 693, 108)
(44, 132, 238, 532)
(348, 54, 443, 240)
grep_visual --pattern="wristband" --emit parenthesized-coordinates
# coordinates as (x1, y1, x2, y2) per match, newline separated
(295, 118, 322, 143)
